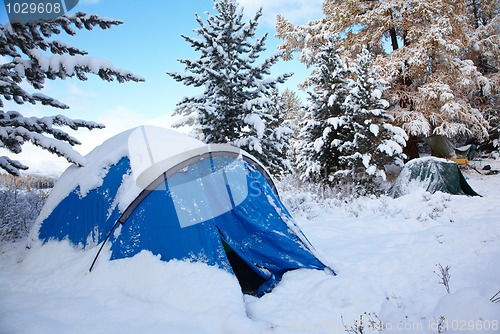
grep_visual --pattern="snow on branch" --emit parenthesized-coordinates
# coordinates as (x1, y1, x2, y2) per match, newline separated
(0, 110, 104, 156)
(27, 49, 143, 83)
(1, 11, 144, 106)
(0, 156, 28, 176)
(0, 12, 143, 174)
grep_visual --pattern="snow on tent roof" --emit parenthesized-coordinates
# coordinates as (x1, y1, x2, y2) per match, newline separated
(35, 126, 253, 226)
(128, 126, 214, 189)
(34, 127, 138, 226)
(32, 126, 331, 296)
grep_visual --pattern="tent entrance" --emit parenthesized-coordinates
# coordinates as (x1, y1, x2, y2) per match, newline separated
(221, 239, 266, 296)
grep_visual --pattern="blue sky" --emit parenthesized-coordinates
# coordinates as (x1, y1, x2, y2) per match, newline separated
(0, 0, 324, 174)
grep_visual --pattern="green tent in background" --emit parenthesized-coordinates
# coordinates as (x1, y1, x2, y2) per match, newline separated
(389, 157, 480, 198)
(423, 135, 476, 160)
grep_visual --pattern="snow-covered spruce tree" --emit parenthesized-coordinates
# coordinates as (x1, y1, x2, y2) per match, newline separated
(297, 39, 351, 185)
(167, 0, 292, 172)
(339, 48, 407, 195)
(276, 0, 499, 145)
(249, 88, 293, 175)
(0, 12, 143, 175)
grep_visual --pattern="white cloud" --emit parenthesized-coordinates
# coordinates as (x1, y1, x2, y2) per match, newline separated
(74, 106, 151, 155)
(238, 0, 324, 26)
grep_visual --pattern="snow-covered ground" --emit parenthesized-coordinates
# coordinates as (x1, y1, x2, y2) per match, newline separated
(1, 159, 499, 334)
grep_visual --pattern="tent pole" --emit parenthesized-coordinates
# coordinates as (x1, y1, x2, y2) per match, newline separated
(87, 171, 165, 272)
(89, 220, 121, 272)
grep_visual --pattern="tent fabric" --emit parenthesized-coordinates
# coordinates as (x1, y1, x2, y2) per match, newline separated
(389, 157, 480, 198)
(423, 135, 475, 160)
(33, 126, 330, 295)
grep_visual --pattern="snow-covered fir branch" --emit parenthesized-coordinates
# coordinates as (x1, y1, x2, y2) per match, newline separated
(0, 12, 144, 175)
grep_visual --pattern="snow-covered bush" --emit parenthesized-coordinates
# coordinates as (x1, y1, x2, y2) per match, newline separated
(0, 175, 52, 243)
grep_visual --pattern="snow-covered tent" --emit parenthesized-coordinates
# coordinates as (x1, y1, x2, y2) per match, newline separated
(32, 126, 331, 295)
(389, 157, 480, 198)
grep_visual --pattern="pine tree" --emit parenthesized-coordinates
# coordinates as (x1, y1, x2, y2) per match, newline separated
(340, 48, 407, 195)
(167, 0, 292, 168)
(0, 12, 143, 175)
(297, 39, 351, 184)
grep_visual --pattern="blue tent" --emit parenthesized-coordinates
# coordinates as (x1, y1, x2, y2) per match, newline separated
(33, 126, 332, 295)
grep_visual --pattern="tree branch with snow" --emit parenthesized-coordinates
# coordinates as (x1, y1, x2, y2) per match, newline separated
(0, 12, 144, 175)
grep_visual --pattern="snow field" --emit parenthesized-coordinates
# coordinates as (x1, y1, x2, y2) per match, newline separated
(1, 159, 499, 333)
(0, 241, 264, 334)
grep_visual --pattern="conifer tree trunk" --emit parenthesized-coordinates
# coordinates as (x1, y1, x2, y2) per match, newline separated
(390, 27, 399, 51)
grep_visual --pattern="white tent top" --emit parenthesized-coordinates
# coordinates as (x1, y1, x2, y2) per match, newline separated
(128, 126, 242, 189)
